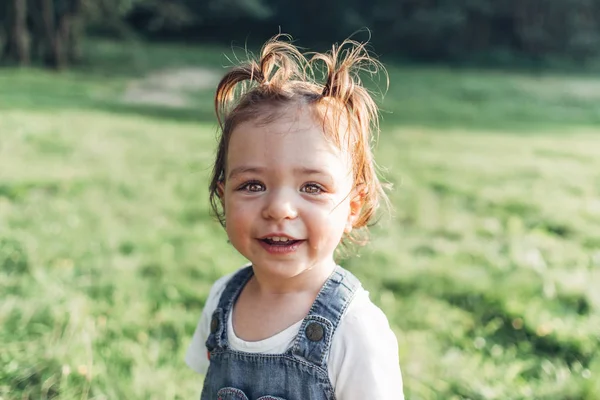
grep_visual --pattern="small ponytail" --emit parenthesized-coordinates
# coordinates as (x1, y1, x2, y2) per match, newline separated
(310, 41, 388, 234)
(313, 40, 385, 140)
(214, 62, 263, 130)
(215, 35, 307, 131)
(209, 34, 390, 246)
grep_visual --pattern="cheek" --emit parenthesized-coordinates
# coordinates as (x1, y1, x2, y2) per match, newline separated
(329, 197, 352, 222)
(224, 198, 254, 230)
(307, 200, 350, 236)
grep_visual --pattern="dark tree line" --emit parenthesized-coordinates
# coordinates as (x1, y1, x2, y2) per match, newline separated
(1, 0, 87, 68)
(3, 0, 600, 68)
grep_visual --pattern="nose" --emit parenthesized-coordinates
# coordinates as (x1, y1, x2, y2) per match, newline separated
(261, 188, 298, 221)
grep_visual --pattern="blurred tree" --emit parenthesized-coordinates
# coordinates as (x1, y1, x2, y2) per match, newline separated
(2, 0, 600, 68)
(124, 0, 195, 34)
(368, 0, 600, 64)
(267, 0, 365, 48)
(41, 0, 84, 68)
(1, 0, 140, 68)
(2, 0, 30, 65)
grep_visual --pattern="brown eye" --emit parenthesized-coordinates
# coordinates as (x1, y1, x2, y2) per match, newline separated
(238, 181, 265, 192)
(301, 183, 323, 194)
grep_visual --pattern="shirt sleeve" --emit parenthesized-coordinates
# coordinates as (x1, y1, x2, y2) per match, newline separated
(185, 273, 232, 374)
(329, 293, 404, 400)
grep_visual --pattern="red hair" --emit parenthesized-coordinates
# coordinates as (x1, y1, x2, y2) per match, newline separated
(209, 34, 389, 245)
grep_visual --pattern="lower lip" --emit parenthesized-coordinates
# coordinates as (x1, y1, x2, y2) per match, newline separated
(258, 240, 305, 255)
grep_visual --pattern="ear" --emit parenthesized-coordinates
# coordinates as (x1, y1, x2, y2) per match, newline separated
(344, 185, 366, 233)
(217, 181, 226, 210)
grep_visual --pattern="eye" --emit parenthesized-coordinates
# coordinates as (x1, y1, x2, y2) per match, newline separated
(301, 183, 325, 194)
(238, 181, 265, 192)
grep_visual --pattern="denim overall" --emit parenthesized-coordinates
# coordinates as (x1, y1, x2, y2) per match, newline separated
(201, 265, 361, 400)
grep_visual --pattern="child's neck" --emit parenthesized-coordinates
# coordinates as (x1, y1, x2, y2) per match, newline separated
(232, 260, 337, 342)
(251, 260, 337, 295)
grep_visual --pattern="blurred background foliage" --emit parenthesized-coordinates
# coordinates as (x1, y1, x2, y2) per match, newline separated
(2, 1, 600, 400)
(4, 0, 600, 69)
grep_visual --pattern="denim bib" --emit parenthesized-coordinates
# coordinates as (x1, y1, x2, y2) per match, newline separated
(201, 265, 361, 400)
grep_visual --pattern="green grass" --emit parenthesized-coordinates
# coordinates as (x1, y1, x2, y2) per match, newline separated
(1, 39, 600, 399)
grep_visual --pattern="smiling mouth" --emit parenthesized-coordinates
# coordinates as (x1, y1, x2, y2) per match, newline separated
(260, 238, 303, 246)
(257, 237, 305, 254)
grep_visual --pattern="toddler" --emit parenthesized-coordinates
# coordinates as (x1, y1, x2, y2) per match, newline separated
(185, 34, 404, 399)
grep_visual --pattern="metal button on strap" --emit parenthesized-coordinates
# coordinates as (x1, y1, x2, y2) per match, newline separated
(305, 322, 324, 342)
(210, 316, 219, 334)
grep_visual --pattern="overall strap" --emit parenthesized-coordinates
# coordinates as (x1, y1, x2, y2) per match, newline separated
(290, 266, 361, 368)
(205, 265, 254, 352)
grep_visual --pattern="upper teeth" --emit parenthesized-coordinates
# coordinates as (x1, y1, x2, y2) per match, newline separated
(268, 236, 290, 242)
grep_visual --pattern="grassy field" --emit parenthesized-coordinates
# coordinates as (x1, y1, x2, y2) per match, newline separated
(1, 40, 600, 400)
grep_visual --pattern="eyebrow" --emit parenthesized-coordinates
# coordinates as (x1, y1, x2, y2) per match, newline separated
(227, 166, 265, 180)
(227, 166, 333, 180)
(295, 167, 331, 176)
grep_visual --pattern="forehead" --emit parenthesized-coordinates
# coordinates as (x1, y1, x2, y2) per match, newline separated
(226, 106, 352, 174)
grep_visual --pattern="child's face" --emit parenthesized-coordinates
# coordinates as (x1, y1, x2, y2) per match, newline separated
(219, 106, 361, 280)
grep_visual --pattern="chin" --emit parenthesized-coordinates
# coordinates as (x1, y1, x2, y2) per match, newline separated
(251, 259, 311, 278)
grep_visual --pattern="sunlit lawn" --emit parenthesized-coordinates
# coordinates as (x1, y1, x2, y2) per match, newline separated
(1, 40, 600, 399)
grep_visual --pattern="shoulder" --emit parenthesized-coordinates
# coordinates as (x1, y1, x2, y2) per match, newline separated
(205, 264, 253, 308)
(204, 269, 240, 309)
(184, 265, 249, 374)
(200, 264, 253, 319)
(328, 287, 404, 399)
(335, 287, 398, 352)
